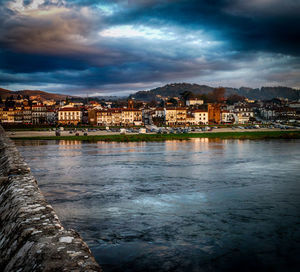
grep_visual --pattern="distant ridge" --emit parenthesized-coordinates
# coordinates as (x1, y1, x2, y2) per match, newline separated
(0, 88, 71, 101)
(130, 83, 300, 101)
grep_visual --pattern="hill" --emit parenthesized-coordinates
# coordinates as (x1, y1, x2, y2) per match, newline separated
(130, 83, 215, 101)
(0, 88, 70, 101)
(130, 83, 300, 101)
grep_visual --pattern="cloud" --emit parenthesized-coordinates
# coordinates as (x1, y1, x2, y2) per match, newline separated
(0, 0, 299, 94)
(0, 1, 101, 56)
(225, 0, 300, 16)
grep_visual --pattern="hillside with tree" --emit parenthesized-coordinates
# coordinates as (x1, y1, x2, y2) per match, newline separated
(0, 88, 71, 101)
(130, 83, 300, 101)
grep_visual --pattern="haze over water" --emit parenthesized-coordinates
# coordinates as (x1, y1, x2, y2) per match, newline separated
(15, 139, 300, 272)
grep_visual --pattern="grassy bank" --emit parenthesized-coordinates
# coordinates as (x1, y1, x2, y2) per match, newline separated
(11, 130, 300, 142)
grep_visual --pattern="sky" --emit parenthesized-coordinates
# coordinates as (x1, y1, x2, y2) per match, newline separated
(0, 0, 299, 96)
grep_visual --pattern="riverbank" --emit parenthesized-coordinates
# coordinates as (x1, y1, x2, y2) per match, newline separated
(10, 130, 300, 142)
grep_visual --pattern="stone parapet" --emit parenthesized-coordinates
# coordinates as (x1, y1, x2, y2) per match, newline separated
(0, 126, 102, 272)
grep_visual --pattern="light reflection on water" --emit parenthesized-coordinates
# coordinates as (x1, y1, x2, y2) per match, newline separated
(15, 139, 300, 272)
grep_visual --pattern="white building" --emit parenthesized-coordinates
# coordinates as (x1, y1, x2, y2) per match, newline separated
(192, 110, 208, 124)
(234, 106, 254, 124)
(186, 98, 204, 106)
(221, 111, 237, 124)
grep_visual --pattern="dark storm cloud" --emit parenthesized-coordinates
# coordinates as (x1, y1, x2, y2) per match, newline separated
(0, 0, 299, 94)
(108, 0, 300, 55)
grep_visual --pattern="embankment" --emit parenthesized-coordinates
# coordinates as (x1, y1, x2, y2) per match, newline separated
(10, 130, 300, 142)
(0, 126, 102, 271)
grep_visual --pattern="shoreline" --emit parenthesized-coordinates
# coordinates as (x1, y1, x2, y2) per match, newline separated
(10, 130, 300, 142)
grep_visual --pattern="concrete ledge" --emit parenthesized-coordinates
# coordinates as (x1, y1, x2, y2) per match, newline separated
(0, 126, 102, 272)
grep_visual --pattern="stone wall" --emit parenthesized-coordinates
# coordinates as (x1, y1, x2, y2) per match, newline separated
(0, 126, 102, 271)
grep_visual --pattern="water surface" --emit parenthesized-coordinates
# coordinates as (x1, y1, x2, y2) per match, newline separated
(15, 139, 300, 272)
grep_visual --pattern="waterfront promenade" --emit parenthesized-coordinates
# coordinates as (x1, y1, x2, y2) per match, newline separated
(7, 127, 294, 138)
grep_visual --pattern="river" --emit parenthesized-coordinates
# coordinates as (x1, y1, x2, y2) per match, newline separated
(15, 138, 300, 272)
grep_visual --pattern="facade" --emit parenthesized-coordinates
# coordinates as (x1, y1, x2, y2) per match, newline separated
(151, 108, 165, 126)
(221, 111, 237, 124)
(14, 108, 23, 123)
(165, 107, 187, 125)
(193, 110, 208, 124)
(260, 108, 276, 120)
(186, 114, 196, 125)
(276, 107, 297, 121)
(121, 109, 143, 126)
(154, 108, 165, 118)
(88, 108, 142, 126)
(46, 110, 57, 124)
(3, 108, 14, 123)
(186, 98, 204, 106)
(289, 101, 300, 109)
(0, 108, 10, 123)
(234, 106, 254, 124)
(32, 104, 47, 124)
(88, 108, 98, 125)
(96, 109, 122, 126)
(23, 105, 32, 124)
(208, 104, 221, 124)
(142, 109, 153, 125)
(165, 108, 177, 125)
(58, 107, 82, 125)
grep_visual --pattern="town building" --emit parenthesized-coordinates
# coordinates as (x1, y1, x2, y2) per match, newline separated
(58, 107, 82, 125)
(95, 109, 122, 126)
(46, 109, 57, 124)
(221, 111, 237, 124)
(234, 106, 254, 124)
(186, 114, 196, 125)
(165, 107, 187, 126)
(32, 104, 47, 124)
(121, 109, 143, 126)
(186, 98, 204, 106)
(208, 104, 222, 124)
(23, 105, 32, 124)
(192, 109, 209, 124)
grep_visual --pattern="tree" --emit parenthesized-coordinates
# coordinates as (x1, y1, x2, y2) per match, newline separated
(5, 96, 15, 108)
(148, 100, 157, 107)
(168, 98, 178, 106)
(180, 91, 194, 102)
(211, 88, 225, 102)
(158, 100, 165, 107)
(227, 94, 245, 105)
(197, 94, 209, 103)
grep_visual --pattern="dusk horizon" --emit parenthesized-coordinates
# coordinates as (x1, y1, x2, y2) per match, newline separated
(2, 82, 300, 98)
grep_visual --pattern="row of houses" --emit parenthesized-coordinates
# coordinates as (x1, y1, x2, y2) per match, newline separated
(2, 98, 299, 126)
(88, 108, 143, 126)
(87, 104, 255, 126)
(0, 104, 56, 124)
(0, 104, 254, 126)
(259, 107, 299, 121)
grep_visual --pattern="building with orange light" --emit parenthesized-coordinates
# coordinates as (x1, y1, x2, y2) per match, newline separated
(121, 109, 143, 126)
(58, 107, 82, 125)
(96, 109, 122, 126)
(208, 104, 221, 124)
(165, 107, 187, 126)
